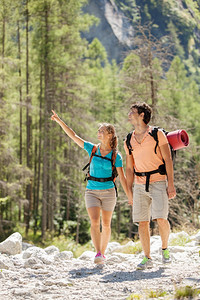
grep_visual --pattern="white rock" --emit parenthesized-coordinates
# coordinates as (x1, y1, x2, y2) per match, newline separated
(169, 231, 190, 243)
(185, 241, 196, 247)
(22, 242, 35, 251)
(23, 246, 54, 265)
(44, 245, 60, 255)
(110, 240, 139, 255)
(0, 232, 22, 255)
(54, 251, 73, 261)
(26, 257, 38, 265)
(0, 255, 14, 269)
(109, 252, 134, 262)
(78, 251, 95, 261)
(150, 236, 162, 253)
(193, 230, 200, 244)
(106, 255, 121, 264)
(44, 278, 72, 287)
(24, 259, 43, 269)
(22, 246, 46, 259)
(170, 246, 188, 253)
(105, 242, 121, 254)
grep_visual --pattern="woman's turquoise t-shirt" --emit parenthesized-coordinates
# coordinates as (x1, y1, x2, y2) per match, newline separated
(84, 141, 123, 190)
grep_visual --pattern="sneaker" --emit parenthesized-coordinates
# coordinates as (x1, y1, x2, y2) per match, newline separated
(94, 252, 105, 264)
(136, 256, 153, 270)
(162, 248, 171, 264)
(102, 254, 106, 263)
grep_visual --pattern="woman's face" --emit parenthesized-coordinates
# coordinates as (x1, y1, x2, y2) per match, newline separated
(97, 126, 111, 142)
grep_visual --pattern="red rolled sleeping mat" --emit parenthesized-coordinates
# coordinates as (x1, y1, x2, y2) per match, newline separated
(167, 130, 189, 150)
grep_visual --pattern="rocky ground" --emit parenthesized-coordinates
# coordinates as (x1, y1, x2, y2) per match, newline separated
(0, 231, 200, 300)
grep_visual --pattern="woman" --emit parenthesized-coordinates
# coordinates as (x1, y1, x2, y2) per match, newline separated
(51, 110, 128, 264)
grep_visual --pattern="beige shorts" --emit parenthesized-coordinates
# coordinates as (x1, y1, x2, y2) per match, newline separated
(85, 188, 116, 212)
(132, 181, 169, 222)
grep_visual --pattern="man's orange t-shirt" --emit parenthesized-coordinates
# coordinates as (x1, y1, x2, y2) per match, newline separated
(124, 126, 168, 184)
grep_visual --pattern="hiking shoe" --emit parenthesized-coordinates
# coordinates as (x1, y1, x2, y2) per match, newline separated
(94, 252, 105, 264)
(102, 254, 106, 263)
(136, 256, 153, 270)
(162, 248, 171, 264)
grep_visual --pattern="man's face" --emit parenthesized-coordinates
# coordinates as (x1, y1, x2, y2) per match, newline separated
(128, 108, 139, 123)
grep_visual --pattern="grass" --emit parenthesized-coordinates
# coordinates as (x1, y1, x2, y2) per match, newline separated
(114, 241, 142, 255)
(174, 286, 200, 299)
(127, 294, 141, 300)
(169, 233, 191, 247)
(127, 289, 168, 300)
(127, 287, 200, 300)
(147, 290, 167, 298)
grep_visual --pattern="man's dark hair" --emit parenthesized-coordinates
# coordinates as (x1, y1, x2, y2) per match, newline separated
(130, 102, 152, 124)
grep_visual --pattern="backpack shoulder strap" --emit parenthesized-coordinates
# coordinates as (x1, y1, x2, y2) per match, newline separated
(82, 145, 97, 171)
(90, 145, 98, 162)
(126, 131, 133, 155)
(149, 126, 159, 154)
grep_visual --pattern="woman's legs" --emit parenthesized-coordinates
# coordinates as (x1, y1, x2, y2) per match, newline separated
(101, 209, 113, 255)
(87, 206, 101, 253)
(87, 207, 113, 255)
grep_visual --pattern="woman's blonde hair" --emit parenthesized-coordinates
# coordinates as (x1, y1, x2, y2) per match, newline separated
(99, 123, 118, 152)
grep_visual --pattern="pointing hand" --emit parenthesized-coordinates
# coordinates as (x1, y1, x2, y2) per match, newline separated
(51, 110, 60, 123)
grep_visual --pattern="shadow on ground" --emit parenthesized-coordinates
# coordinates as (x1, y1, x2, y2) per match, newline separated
(69, 266, 168, 283)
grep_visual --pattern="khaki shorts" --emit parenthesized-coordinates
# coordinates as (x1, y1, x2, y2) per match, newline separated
(85, 188, 116, 212)
(132, 181, 169, 222)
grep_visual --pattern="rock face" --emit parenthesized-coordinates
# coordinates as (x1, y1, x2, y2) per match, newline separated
(82, 0, 134, 63)
(0, 232, 22, 255)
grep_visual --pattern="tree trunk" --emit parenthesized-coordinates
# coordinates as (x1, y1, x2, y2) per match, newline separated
(17, 21, 23, 222)
(34, 68, 43, 235)
(76, 184, 81, 244)
(42, 4, 50, 240)
(17, 21, 23, 165)
(25, 0, 32, 236)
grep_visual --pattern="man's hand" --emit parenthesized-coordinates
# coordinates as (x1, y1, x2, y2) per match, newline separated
(167, 184, 176, 199)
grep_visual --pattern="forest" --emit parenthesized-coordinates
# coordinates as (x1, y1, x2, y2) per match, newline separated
(0, 0, 200, 246)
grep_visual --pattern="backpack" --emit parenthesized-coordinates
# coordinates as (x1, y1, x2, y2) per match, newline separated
(125, 126, 176, 192)
(82, 145, 118, 196)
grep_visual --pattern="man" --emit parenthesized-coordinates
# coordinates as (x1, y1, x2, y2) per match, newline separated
(124, 102, 176, 270)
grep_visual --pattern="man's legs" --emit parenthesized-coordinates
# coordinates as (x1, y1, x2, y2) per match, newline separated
(137, 221, 153, 270)
(139, 221, 151, 258)
(157, 218, 170, 249)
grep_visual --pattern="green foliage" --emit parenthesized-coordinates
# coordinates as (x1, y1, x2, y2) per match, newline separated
(114, 242, 142, 255)
(169, 233, 191, 246)
(147, 289, 167, 298)
(114, 0, 140, 24)
(126, 294, 141, 300)
(0, 196, 10, 203)
(127, 286, 200, 300)
(174, 286, 200, 299)
(127, 289, 168, 299)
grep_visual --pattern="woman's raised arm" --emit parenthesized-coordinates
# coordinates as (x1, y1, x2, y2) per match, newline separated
(51, 110, 84, 148)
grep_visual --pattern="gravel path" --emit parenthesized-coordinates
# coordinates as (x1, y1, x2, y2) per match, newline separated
(0, 232, 200, 300)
